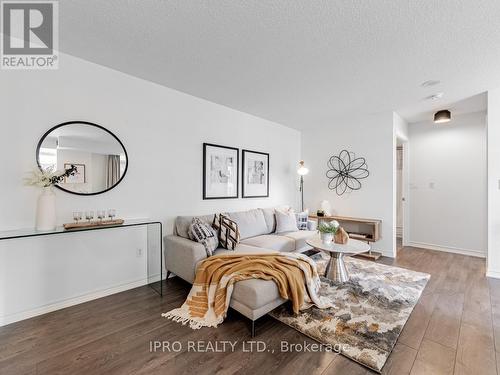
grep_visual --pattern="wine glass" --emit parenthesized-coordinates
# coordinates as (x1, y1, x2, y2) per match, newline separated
(108, 209, 116, 222)
(73, 211, 83, 224)
(97, 210, 105, 223)
(85, 211, 94, 223)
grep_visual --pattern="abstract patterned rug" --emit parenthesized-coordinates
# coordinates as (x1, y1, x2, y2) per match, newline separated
(269, 253, 430, 373)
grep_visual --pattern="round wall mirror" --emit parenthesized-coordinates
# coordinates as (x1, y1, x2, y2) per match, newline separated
(36, 121, 128, 195)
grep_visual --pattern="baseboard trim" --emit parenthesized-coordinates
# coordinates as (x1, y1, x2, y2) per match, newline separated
(407, 241, 485, 258)
(0, 277, 153, 327)
(380, 250, 396, 258)
(486, 270, 500, 279)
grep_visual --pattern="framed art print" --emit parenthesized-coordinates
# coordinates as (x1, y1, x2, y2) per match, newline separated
(242, 149, 269, 198)
(203, 143, 239, 199)
(63, 163, 86, 184)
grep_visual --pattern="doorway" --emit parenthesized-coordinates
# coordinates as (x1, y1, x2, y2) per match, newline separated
(396, 139, 408, 252)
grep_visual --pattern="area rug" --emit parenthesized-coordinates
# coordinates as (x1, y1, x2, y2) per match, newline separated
(269, 253, 430, 373)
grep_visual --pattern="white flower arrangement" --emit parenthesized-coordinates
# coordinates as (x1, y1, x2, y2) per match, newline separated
(24, 165, 77, 188)
(318, 220, 340, 234)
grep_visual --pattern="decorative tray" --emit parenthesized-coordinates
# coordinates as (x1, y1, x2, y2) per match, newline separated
(63, 219, 125, 230)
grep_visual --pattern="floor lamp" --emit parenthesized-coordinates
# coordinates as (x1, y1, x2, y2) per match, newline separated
(297, 160, 309, 212)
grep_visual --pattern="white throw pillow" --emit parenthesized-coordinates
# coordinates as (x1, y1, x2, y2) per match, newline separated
(275, 209, 299, 233)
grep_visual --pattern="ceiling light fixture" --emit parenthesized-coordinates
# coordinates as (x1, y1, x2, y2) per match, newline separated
(421, 80, 441, 87)
(434, 110, 451, 124)
(426, 92, 444, 100)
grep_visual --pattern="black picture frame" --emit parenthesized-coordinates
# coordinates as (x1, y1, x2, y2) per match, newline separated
(203, 143, 239, 200)
(36, 121, 128, 196)
(242, 149, 269, 198)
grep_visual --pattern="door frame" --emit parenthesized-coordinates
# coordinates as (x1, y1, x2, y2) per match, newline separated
(395, 136, 409, 249)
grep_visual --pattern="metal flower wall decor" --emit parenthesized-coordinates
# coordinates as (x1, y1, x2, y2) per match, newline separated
(326, 150, 369, 195)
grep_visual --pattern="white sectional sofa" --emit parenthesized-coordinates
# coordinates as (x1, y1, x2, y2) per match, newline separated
(164, 207, 318, 334)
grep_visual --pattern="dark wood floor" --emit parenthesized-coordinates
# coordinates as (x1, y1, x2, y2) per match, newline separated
(0, 246, 498, 375)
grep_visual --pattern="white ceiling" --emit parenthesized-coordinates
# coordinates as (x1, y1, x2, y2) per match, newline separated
(60, 1, 500, 129)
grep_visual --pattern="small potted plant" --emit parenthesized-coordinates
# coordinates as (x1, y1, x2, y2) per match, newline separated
(318, 220, 339, 244)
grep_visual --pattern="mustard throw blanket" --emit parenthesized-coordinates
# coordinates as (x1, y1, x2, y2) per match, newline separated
(162, 252, 333, 329)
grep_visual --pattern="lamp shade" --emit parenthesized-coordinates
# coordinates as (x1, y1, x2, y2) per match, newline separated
(434, 110, 451, 124)
(297, 160, 309, 176)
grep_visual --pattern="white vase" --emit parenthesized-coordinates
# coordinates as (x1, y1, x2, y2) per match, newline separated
(320, 232, 334, 244)
(36, 187, 56, 231)
(320, 200, 332, 216)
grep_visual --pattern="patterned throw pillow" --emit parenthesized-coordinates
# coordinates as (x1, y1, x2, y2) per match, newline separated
(296, 212, 308, 231)
(188, 217, 219, 257)
(213, 214, 240, 250)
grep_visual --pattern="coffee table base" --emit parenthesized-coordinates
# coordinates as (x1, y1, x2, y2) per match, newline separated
(324, 252, 349, 283)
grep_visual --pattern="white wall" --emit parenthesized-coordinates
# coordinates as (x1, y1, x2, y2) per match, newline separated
(0, 53, 300, 325)
(408, 111, 487, 257)
(301, 112, 396, 257)
(487, 89, 500, 277)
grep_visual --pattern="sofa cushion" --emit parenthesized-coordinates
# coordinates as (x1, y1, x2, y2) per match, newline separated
(241, 234, 295, 252)
(175, 214, 217, 239)
(282, 230, 317, 252)
(213, 243, 276, 256)
(227, 209, 268, 240)
(231, 278, 282, 310)
(260, 208, 276, 234)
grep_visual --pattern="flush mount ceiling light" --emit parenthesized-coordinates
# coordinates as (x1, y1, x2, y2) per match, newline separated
(434, 109, 451, 123)
(421, 80, 441, 87)
(426, 92, 444, 100)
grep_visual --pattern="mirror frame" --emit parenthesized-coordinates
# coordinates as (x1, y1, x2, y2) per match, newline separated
(36, 121, 129, 196)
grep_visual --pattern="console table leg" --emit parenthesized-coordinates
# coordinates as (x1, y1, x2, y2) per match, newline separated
(160, 222, 163, 297)
(147, 222, 163, 296)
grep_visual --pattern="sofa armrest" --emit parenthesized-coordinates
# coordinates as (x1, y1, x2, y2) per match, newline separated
(164, 235, 207, 283)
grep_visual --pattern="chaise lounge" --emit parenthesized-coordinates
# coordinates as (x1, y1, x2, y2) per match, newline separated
(164, 207, 317, 335)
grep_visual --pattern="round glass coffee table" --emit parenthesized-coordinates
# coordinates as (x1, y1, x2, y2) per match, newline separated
(306, 237, 370, 283)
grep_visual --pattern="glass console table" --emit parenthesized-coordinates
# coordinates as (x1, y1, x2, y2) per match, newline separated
(0, 219, 164, 296)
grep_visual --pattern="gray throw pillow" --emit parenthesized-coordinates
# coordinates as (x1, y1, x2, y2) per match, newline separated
(188, 217, 219, 256)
